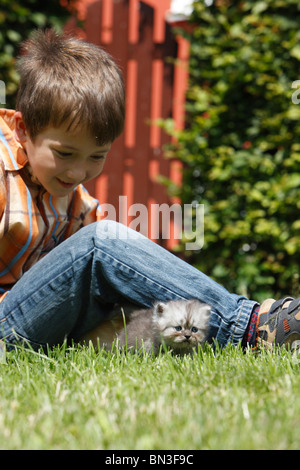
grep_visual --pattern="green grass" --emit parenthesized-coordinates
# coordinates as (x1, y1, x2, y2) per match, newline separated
(0, 342, 300, 450)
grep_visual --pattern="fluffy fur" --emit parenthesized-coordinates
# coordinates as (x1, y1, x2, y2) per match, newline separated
(150, 299, 211, 354)
(81, 299, 211, 355)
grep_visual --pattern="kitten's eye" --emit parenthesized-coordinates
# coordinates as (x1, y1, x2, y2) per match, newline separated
(191, 327, 198, 333)
(175, 326, 182, 331)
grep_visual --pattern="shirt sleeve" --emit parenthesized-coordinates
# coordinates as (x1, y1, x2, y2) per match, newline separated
(63, 184, 102, 240)
(0, 161, 8, 303)
(0, 161, 7, 221)
(80, 185, 102, 225)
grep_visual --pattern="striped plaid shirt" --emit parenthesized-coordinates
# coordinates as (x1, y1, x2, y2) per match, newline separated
(0, 109, 101, 301)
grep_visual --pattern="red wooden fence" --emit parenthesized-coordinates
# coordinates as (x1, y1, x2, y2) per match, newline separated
(66, 0, 190, 249)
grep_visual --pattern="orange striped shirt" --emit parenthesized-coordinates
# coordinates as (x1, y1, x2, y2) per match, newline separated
(0, 109, 101, 301)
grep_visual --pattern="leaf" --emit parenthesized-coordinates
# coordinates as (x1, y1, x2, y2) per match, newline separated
(290, 45, 300, 61)
(6, 30, 22, 43)
(252, 2, 268, 14)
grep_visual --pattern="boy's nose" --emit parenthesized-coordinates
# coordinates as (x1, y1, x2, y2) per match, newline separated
(65, 167, 86, 182)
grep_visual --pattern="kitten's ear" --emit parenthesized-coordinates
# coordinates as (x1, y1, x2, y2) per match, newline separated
(154, 302, 166, 316)
(190, 300, 211, 322)
(201, 304, 212, 323)
(189, 299, 209, 312)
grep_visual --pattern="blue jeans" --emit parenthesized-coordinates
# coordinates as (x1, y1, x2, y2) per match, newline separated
(0, 221, 257, 350)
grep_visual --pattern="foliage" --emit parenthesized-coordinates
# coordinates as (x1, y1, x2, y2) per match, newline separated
(166, 0, 300, 302)
(1, 343, 300, 449)
(0, 0, 71, 108)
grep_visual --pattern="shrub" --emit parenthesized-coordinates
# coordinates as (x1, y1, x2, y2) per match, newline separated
(166, 0, 300, 302)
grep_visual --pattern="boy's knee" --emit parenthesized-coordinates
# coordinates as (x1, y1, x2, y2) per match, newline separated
(94, 220, 144, 243)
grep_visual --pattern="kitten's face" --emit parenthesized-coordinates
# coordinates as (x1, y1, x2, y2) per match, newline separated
(153, 299, 211, 352)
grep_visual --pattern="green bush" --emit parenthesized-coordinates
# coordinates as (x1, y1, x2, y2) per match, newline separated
(166, 0, 300, 302)
(0, 0, 70, 108)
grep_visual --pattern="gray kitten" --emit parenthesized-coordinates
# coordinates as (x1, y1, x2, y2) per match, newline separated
(117, 299, 211, 355)
(81, 299, 211, 355)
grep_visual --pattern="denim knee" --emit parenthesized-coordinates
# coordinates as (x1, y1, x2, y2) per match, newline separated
(94, 220, 145, 245)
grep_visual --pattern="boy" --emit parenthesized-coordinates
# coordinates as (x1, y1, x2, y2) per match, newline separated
(0, 29, 299, 353)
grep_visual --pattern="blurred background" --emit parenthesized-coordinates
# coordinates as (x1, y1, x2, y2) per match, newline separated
(1, 0, 300, 302)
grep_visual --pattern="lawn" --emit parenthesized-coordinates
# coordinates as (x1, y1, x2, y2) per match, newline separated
(0, 342, 299, 450)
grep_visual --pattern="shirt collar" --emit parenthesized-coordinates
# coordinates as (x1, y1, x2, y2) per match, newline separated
(0, 108, 28, 171)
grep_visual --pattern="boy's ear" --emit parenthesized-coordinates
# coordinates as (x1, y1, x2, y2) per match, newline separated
(14, 111, 28, 143)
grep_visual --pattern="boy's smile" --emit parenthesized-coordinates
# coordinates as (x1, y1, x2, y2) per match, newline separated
(14, 111, 111, 198)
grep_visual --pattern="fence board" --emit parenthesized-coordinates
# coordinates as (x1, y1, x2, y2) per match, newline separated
(68, 0, 189, 248)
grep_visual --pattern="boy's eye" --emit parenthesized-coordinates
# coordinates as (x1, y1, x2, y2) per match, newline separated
(55, 150, 72, 158)
(91, 155, 105, 161)
(175, 326, 182, 331)
(54, 149, 106, 161)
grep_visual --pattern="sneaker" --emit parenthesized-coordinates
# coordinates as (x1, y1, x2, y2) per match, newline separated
(257, 297, 300, 350)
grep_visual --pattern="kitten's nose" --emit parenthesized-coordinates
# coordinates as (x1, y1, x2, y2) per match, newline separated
(184, 334, 191, 340)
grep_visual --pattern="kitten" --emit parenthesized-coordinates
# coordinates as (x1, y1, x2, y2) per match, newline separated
(150, 299, 211, 355)
(81, 299, 211, 355)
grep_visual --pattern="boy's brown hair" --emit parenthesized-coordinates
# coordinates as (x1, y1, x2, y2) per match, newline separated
(16, 29, 125, 144)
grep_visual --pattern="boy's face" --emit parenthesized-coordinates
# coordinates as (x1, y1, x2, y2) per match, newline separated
(15, 112, 111, 198)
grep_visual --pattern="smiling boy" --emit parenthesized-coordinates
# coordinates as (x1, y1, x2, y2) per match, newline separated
(0, 29, 123, 292)
(15, 121, 111, 197)
(0, 29, 299, 353)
